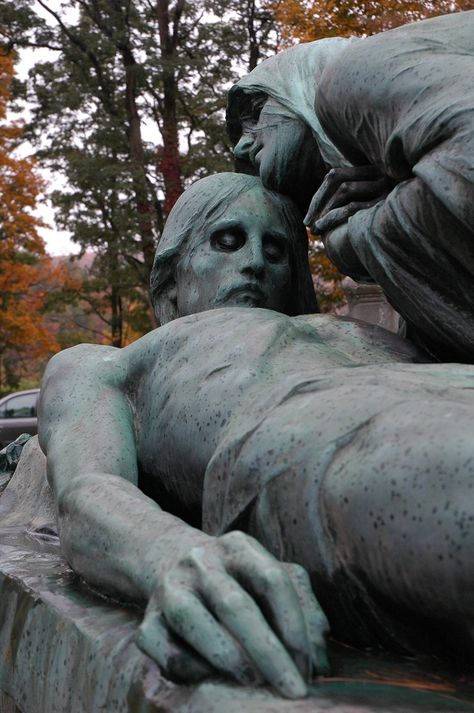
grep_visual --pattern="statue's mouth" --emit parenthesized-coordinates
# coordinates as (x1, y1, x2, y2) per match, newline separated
(218, 283, 265, 307)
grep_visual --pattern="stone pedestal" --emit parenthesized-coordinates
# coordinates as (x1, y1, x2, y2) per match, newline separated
(343, 278, 400, 334)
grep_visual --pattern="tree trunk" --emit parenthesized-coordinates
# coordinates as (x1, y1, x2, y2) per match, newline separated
(247, 0, 260, 71)
(156, 0, 185, 217)
(110, 284, 123, 348)
(122, 46, 158, 282)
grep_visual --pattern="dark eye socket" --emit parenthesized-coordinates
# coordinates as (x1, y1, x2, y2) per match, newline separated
(211, 229, 246, 252)
(263, 235, 287, 263)
(240, 93, 266, 124)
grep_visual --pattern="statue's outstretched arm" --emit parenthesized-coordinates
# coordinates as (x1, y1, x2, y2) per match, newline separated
(38, 343, 328, 698)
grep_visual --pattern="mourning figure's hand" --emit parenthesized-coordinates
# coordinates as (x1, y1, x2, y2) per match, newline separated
(304, 166, 392, 235)
(304, 166, 392, 278)
(136, 530, 329, 698)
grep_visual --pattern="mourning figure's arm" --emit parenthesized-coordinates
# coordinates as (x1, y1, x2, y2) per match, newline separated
(305, 164, 474, 360)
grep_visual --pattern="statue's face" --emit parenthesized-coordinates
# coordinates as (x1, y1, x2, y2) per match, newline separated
(233, 97, 326, 212)
(175, 188, 293, 317)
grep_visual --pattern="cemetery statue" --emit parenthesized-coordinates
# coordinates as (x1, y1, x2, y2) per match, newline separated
(227, 11, 474, 363)
(38, 171, 474, 701)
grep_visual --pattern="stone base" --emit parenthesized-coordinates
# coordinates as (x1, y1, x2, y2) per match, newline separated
(2, 535, 474, 711)
(1, 441, 474, 712)
(0, 690, 22, 713)
(342, 277, 400, 333)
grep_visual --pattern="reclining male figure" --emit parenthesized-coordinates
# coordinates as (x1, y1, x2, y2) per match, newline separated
(39, 173, 474, 699)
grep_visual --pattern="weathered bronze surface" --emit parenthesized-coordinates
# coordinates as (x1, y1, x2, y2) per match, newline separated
(1, 441, 473, 712)
(228, 11, 474, 361)
(1, 13, 474, 710)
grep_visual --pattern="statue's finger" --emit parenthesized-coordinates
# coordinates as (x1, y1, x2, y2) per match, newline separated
(162, 588, 259, 686)
(314, 197, 373, 234)
(304, 167, 373, 227)
(313, 205, 351, 234)
(216, 532, 311, 678)
(313, 644, 330, 676)
(304, 188, 324, 229)
(318, 196, 388, 234)
(243, 561, 311, 680)
(201, 568, 307, 699)
(136, 610, 213, 682)
(304, 170, 343, 227)
(305, 167, 388, 227)
(282, 563, 330, 676)
(325, 179, 392, 214)
(314, 181, 359, 218)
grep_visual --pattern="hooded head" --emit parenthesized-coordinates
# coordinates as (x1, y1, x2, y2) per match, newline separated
(226, 37, 357, 209)
(150, 172, 318, 324)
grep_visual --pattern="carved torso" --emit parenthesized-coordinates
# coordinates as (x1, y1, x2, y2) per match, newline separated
(129, 308, 422, 515)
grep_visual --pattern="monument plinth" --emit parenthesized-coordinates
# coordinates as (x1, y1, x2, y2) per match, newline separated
(1, 534, 473, 713)
(1, 440, 473, 713)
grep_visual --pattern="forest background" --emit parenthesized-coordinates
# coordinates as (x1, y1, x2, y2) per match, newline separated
(0, 0, 472, 391)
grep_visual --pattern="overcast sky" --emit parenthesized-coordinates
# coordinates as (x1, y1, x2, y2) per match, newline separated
(15, 1, 238, 256)
(16, 3, 80, 256)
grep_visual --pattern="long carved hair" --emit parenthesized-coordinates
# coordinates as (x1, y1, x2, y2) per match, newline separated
(150, 172, 318, 324)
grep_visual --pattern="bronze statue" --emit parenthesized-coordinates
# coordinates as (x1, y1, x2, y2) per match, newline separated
(228, 11, 474, 362)
(36, 171, 474, 702)
(38, 173, 324, 700)
(226, 36, 355, 214)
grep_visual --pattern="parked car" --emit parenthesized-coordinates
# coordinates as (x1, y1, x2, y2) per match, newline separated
(0, 389, 40, 449)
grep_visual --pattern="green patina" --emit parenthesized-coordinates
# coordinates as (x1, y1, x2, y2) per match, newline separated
(1, 12, 474, 708)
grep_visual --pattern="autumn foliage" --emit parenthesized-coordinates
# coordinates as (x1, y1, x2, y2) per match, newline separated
(308, 239, 346, 313)
(0, 51, 62, 388)
(268, 0, 474, 45)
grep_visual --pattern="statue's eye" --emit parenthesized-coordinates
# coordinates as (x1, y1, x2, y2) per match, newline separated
(240, 93, 266, 124)
(211, 230, 246, 252)
(251, 94, 267, 118)
(263, 236, 287, 263)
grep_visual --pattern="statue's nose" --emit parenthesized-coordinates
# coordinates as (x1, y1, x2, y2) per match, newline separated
(241, 239, 265, 277)
(233, 133, 254, 161)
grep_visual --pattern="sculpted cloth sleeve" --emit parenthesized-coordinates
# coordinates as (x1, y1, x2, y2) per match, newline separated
(315, 12, 474, 362)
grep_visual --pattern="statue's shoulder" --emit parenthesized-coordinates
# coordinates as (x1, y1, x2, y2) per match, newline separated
(295, 312, 425, 364)
(44, 342, 129, 394)
(319, 11, 474, 97)
(47, 342, 123, 373)
(48, 341, 119, 365)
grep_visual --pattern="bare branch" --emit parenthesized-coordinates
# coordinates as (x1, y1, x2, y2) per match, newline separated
(35, 0, 118, 116)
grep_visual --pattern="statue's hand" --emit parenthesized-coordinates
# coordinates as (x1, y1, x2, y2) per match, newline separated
(318, 223, 372, 280)
(135, 530, 329, 698)
(304, 166, 392, 235)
